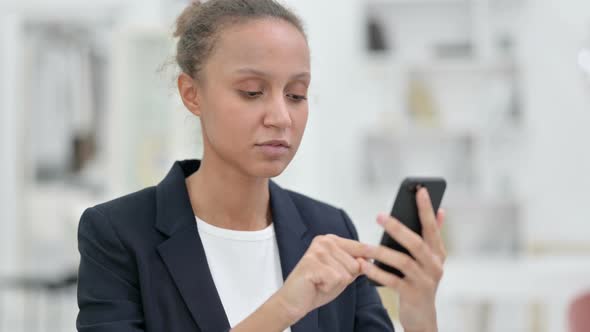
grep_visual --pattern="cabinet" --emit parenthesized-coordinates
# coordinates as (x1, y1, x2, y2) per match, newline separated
(360, 0, 525, 259)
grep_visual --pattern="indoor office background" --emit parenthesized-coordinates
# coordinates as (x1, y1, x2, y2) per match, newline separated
(1, 0, 590, 331)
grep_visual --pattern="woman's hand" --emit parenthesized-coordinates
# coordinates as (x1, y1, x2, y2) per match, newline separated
(360, 188, 447, 332)
(272, 234, 371, 325)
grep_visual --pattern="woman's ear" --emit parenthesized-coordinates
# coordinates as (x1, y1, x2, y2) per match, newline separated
(178, 72, 201, 117)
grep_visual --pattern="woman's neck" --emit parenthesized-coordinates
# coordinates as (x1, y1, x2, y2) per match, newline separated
(185, 156, 271, 231)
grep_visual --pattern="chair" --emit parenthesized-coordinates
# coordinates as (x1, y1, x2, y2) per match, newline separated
(569, 291, 590, 332)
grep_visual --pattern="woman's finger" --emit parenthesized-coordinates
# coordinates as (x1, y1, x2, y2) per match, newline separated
(377, 214, 442, 278)
(360, 259, 410, 295)
(313, 264, 345, 293)
(325, 234, 373, 258)
(312, 239, 358, 284)
(434, 209, 447, 262)
(436, 208, 445, 228)
(330, 243, 363, 277)
(416, 188, 443, 256)
(366, 244, 429, 285)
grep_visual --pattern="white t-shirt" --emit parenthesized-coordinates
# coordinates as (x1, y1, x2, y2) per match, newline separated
(196, 216, 292, 332)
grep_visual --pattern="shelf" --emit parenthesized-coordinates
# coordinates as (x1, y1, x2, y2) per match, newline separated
(365, 125, 524, 147)
(367, 125, 477, 137)
(367, 0, 470, 6)
(408, 60, 516, 75)
(0, 2, 125, 22)
(364, 57, 516, 75)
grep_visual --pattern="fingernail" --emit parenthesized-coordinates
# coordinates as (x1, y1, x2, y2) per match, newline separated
(421, 188, 430, 201)
(377, 213, 388, 225)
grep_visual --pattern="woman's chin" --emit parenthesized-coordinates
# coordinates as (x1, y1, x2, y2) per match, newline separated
(250, 158, 290, 178)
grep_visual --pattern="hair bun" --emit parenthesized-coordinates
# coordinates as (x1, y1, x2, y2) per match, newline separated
(173, 0, 306, 78)
(173, 1, 202, 38)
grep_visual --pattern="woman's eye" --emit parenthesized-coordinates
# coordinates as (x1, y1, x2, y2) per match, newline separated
(287, 94, 308, 102)
(241, 91, 263, 99)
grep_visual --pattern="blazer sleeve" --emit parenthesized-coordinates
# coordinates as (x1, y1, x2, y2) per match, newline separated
(76, 207, 145, 331)
(340, 209, 396, 332)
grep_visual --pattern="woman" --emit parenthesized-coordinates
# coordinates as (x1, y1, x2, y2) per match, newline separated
(76, 1, 446, 331)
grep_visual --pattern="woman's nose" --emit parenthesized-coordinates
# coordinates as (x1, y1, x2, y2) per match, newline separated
(263, 95, 292, 128)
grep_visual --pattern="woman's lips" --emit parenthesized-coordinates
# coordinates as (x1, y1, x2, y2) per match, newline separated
(255, 143, 290, 157)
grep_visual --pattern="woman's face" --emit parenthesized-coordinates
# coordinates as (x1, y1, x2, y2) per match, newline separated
(188, 18, 311, 178)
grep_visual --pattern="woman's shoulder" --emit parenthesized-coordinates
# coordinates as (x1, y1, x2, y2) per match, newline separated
(283, 188, 342, 216)
(91, 186, 158, 223)
(78, 186, 159, 246)
(281, 188, 358, 240)
(76, 187, 159, 300)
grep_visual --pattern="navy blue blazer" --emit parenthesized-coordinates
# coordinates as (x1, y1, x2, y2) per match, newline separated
(76, 159, 395, 332)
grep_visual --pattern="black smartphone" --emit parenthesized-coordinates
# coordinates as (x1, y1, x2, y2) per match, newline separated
(371, 177, 446, 286)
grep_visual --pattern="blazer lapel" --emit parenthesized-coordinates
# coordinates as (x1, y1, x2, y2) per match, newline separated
(154, 159, 320, 332)
(155, 160, 230, 332)
(269, 181, 320, 332)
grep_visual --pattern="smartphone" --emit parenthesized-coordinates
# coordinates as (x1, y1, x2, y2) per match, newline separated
(371, 177, 446, 285)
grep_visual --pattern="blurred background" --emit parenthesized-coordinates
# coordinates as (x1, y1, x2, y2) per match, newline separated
(1, 0, 590, 331)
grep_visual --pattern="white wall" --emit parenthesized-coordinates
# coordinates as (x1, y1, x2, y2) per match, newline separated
(517, 0, 590, 246)
(0, 14, 22, 273)
(275, 0, 391, 242)
(3, 0, 590, 250)
(277, 0, 590, 248)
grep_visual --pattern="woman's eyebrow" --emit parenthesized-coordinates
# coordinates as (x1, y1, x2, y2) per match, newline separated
(291, 72, 311, 81)
(234, 68, 268, 77)
(233, 68, 310, 80)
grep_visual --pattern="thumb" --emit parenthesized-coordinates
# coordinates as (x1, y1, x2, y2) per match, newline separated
(436, 208, 446, 228)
